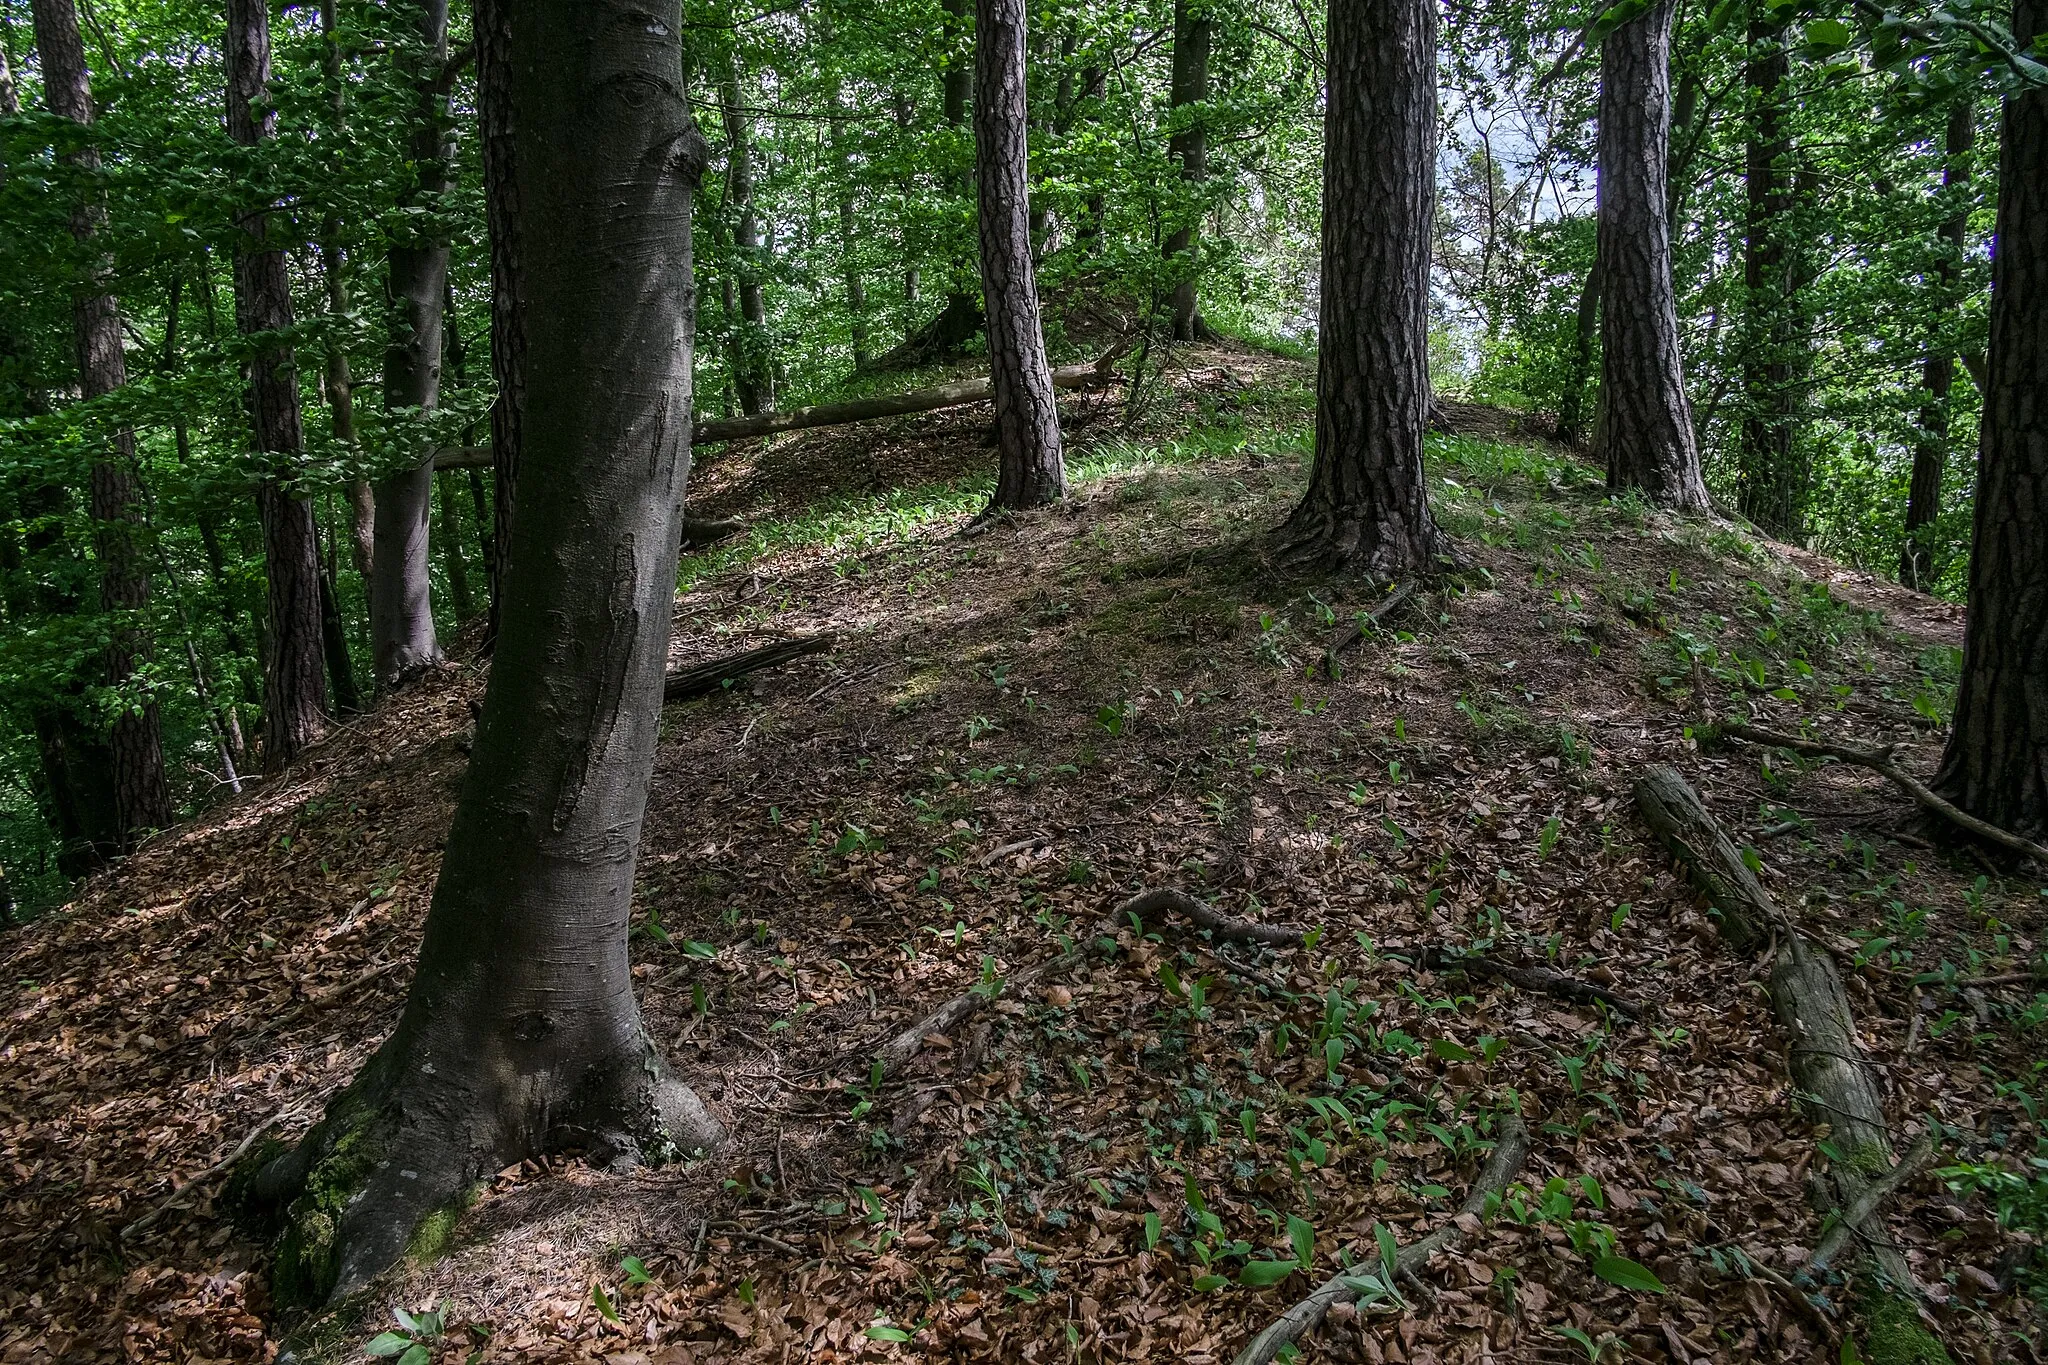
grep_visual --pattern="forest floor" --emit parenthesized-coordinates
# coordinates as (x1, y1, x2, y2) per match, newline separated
(3, 341, 2043, 1365)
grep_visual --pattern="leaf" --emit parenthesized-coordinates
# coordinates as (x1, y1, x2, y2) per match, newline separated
(364, 1334, 414, 1359)
(1287, 1214, 1315, 1270)
(1144, 1212, 1162, 1250)
(620, 1255, 651, 1286)
(1841, 1336, 1865, 1365)
(1804, 17, 1854, 49)
(397, 1348, 430, 1365)
(1375, 1223, 1401, 1277)
(1191, 1274, 1230, 1292)
(591, 1281, 620, 1323)
(1239, 1258, 1299, 1286)
(1431, 1037, 1477, 1062)
(1158, 962, 1186, 999)
(1591, 1255, 1667, 1293)
(681, 940, 718, 958)
(865, 1324, 912, 1342)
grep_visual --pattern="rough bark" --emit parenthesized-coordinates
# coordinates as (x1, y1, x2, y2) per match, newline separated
(1275, 0, 1446, 578)
(975, 0, 1065, 511)
(718, 54, 773, 416)
(475, 0, 522, 650)
(32, 0, 174, 843)
(372, 0, 451, 687)
(1736, 12, 1805, 537)
(1596, 0, 1708, 510)
(1936, 3, 2048, 844)
(252, 0, 721, 1303)
(1901, 99, 1975, 591)
(1165, 0, 1212, 342)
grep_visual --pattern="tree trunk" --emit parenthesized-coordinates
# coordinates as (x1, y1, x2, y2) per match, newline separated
(975, 0, 1064, 511)
(828, 72, 871, 371)
(372, 0, 450, 687)
(1735, 12, 1804, 538)
(1901, 98, 1975, 590)
(1596, 0, 1708, 510)
(253, 0, 722, 1304)
(718, 53, 773, 415)
(316, 545, 363, 716)
(317, 0, 376, 589)
(1275, 0, 1446, 578)
(32, 0, 174, 843)
(1556, 254, 1601, 446)
(436, 472, 473, 620)
(940, 0, 981, 341)
(475, 0, 523, 651)
(1165, 0, 1212, 342)
(228, 0, 331, 769)
(1935, 0, 2048, 843)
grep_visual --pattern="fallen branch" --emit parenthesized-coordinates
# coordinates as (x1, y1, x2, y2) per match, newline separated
(1807, 1131, 1936, 1279)
(121, 1109, 298, 1242)
(1232, 1116, 1530, 1365)
(681, 515, 746, 547)
(1633, 764, 1788, 951)
(1113, 887, 1307, 947)
(1317, 582, 1421, 677)
(663, 634, 835, 704)
(1717, 723, 2048, 866)
(872, 952, 1079, 1076)
(1403, 944, 1652, 1021)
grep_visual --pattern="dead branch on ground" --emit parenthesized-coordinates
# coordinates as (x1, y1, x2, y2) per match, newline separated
(1316, 582, 1421, 678)
(663, 634, 835, 704)
(1403, 943, 1653, 1021)
(1113, 886, 1308, 947)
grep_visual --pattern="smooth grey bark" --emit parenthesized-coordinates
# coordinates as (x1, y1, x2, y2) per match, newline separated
(227, 0, 332, 769)
(1901, 99, 1975, 590)
(371, 0, 451, 686)
(1936, 0, 2048, 843)
(1165, 0, 1212, 342)
(316, 0, 376, 588)
(1275, 0, 1446, 578)
(1596, 0, 1709, 510)
(975, 0, 1064, 510)
(32, 0, 174, 843)
(475, 0, 522, 650)
(718, 52, 772, 415)
(1735, 12, 1805, 537)
(254, 0, 722, 1303)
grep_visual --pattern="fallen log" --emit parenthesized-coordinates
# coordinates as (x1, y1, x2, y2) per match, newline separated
(1403, 943, 1651, 1021)
(1232, 1116, 1530, 1365)
(1633, 764, 1786, 951)
(1113, 886, 1307, 947)
(663, 634, 835, 704)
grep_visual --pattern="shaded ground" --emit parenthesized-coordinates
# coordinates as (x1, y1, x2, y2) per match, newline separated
(3, 344, 2042, 1364)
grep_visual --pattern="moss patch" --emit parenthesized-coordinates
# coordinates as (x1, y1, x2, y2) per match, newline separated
(1859, 1294, 1952, 1365)
(271, 1117, 385, 1307)
(405, 1183, 480, 1266)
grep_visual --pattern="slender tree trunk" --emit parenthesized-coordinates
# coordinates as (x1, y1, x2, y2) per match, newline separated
(372, 0, 450, 686)
(1165, 0, 1212, 342)
(317, 0, 376, 588)
(32, 0, 174, 842)
(828, 71, 871, 370)
(941, 0, 982, 336)
(227, 0, 331, 767)
(436, 473, 473, 620)
(317, 524, 363, 717)
(1596, 0, 1708, 509)
(1557, 254, 1602, 446)
(475, 0, 522, 651)
(253, 0, 721, 1302)
(1276, 0, 1445, 578)
(976, 0, 1063, 510)
(1736, 11, 1804, 537)
(1901, 99, 1975, 590)
(719, 54, 773, 415)
(1935, 0, 2048, 842)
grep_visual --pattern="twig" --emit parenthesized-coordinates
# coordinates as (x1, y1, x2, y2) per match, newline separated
(1113, 887, 1307, 947)
(870, 952, 1080, 1076)
(1232, 1117, 1530, 1365)
(980, 834, 1048, 867)
(1806, 1131, 1937, 1279)
(1317, 582, 1420, 678)
(1402, 943, 1652, 1021)
(708, 1222, 804, 1259)
(120, 1109, 297, 1242)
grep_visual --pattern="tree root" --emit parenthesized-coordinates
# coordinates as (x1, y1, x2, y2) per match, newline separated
(1716, 722, 2048, 866)
(120, 1107, 303, 1243)
(1112, 886, 1308, 946)
(1231, 1116, 1531, 1365)
(663, 634, 835, 704)
(1401, 943, 1653, 1021)
(872, 952, 1080, 1077)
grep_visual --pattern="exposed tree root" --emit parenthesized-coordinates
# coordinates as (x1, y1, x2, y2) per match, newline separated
(662, 634, 836, 704)
(1231, 1116, 1530, 1365)
(1112, 886, 1308, 946)
(1401, 943, 1653, 1021)
(1715, 722, 2048, 866)
(868, 293, 986, 371)
(121, 1107, 301, 1243)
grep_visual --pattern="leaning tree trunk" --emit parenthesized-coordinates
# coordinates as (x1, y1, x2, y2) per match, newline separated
(1936, 1, 2048, 843)
(1735, 11, 1805, 537)
(718, 52, 773, 416)
(1274, 0, 1446, 578)
(1596, 0, 1709, 510)
(975, 0, 1065, 511)
(32, 0, 174, 844)
(1901, 98, 1975, 591)
(251, 0, 722, 1304)
(475, 0, 522, 650)
(1165, 0, 1211, 342)
(371, 0, 451, 687)
(227, 0, 330, 769)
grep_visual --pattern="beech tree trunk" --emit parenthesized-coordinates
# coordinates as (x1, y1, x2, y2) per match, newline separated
(315, 0, 376, 589)
(1936, 0, 2048, 843)
(227, 0, 331, 768)
(1275, 0, 1446, 578)
(719, 54, 773, 416)
(253, 0, 722, 1303)
(1901, 99, 1975, 591)
(828, 71, 871, 371)
(1736, 12, 1804, 537)
(1596, 0, 1708, 510)
(1165, 0, 1211, 342)
(32, 0, 174, 844)
(975, 0, 1064, 510)
(372, 0, 450, 687)
(475, 0, 523, 650)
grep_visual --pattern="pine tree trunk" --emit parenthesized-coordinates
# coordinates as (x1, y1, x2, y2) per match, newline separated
(1935, 0, 2048, 842)
(1165, 0, 1211, 342)
(475, 0, 523, 651)
(719, 55, 773, 415)
(975, 0, 1064, 510)
(1735, 12, 1804, 538)
(253, 0, 721, 1303)
(942, 0, 981, 336)
(1596, 0, 1708, 510)
(1276, 0, 1445, 578)
(228, 0, 331, 768)
(1901, 99, 1974, 591)
(32, 0, 174, 842)
(372, 0, 450, 687)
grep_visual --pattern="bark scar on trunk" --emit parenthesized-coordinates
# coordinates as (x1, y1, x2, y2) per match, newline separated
(554, 535, 639, 833)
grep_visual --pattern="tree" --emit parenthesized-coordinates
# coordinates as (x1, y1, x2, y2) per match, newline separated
(1900, 97, 1974, 590)
(251, 0, 722, 1300)
(1735, 9, 1806, 537)
(1165, 0, 1213, 342)
(1935, 0, 2047, 842)
(975, 0, 1063, 510)
(1596, 0, 1708, 510)
(371, 0, 453, 686)
(718, 45, 774, 415)
(226, 0, 330, 768)
(1274, 0, 1446, 577)
(476, 0, 523, 649)
(30, 0, 173, 843)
